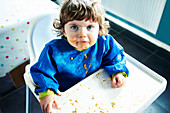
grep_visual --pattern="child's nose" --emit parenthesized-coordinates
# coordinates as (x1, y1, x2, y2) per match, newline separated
(79, 28, 87, 38)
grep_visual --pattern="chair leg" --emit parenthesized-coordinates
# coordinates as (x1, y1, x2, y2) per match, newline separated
(26, 85, 31, 113)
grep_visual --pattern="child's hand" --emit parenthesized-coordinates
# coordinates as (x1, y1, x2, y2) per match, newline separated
(112, 73, 126, 88)
(40, 94, 61, 113)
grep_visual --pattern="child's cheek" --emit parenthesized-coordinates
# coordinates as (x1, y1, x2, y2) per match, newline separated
(67, 33, 76, 42)
(70, 34, 77, 40)
(90, 36, 98, 45)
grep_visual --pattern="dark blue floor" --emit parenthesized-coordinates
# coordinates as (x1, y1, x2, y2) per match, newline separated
(0, 19, 169, 113)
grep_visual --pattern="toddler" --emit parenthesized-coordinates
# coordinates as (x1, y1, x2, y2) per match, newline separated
(30, 0, 129, 112)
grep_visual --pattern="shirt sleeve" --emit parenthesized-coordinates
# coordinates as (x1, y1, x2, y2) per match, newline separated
(30, 44, 59, 95)
(101, 35, 129, 77)
(38, 89, 55, 99)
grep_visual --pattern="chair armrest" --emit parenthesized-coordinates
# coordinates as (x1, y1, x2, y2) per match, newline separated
(24, 64, 39, 101)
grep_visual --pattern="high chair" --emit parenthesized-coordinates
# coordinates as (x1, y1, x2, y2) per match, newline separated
(24, 13, 167, 113)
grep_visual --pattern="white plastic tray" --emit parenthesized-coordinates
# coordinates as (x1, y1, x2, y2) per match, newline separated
(24, 54, 167, 113)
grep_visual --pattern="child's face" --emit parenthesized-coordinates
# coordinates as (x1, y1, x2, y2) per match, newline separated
(63, 19, 99, 50)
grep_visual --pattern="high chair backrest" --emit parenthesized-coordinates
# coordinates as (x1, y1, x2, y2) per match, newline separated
(27, 13, 60, 64)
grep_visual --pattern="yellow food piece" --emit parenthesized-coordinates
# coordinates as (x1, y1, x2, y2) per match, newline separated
(70, 57, 73, 60)
(84, 64, 87, 70)
(84, 54, 87, 59)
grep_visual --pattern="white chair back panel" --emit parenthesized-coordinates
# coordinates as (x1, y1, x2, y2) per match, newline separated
(31, 14, 59, 59)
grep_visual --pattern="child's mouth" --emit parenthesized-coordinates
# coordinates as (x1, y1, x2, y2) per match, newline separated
(79, 41, 88, 43)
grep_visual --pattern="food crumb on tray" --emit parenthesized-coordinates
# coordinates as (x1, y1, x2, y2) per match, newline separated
(111, 102, 116, 109)
(75, 99, 78, 103)
(112, 102, 115, 105)
(72, 107, 77, 113)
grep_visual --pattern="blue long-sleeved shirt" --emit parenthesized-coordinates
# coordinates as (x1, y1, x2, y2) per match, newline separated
(30, 34, 129, 94)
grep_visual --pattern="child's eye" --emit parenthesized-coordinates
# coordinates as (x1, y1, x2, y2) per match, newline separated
(71, 25, 78, 30)
(87, 25, 93, 30)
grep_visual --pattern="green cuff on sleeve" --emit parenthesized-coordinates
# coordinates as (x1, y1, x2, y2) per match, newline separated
(38, 89, 55, 99)
(111, 72, 127, 79)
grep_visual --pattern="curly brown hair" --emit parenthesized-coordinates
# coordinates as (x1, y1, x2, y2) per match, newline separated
(53, 0, 109, 37)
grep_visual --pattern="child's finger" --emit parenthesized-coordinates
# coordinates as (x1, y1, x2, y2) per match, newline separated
(117, 78, 122, 87)
(112, 77, 118, 87)
(54, 100, 61, 110)
(40, 104, 44, 113)
(41, 104, 47, 113)
(46, 100, 53, 113)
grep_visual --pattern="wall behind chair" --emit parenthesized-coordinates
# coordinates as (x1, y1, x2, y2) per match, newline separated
(102, 0, 169, 49)
(156, 0, 170, 46)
